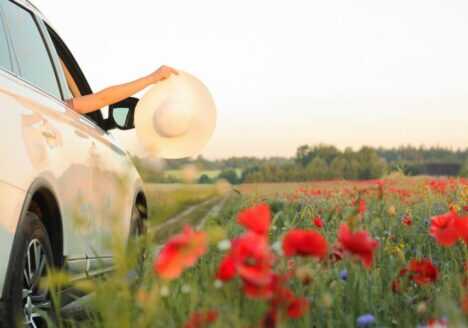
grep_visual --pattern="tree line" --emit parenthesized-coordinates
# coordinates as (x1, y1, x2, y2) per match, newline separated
(132, 145, 468, 184)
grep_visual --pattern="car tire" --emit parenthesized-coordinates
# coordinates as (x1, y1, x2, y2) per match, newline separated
(3, 211, 55, 327)
(128, 202, 147, 279)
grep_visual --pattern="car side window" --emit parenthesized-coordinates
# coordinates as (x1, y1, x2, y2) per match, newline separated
(45, 25, 106, 128)
(2, 1, 62, 99)
(0, 12, 12, 71)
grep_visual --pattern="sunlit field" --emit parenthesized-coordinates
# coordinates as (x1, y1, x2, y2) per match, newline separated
(237, 175, 433, 197)
(162, 169, 243, 182)
(164, 169, 222, 180)
(143, 183, 219, 225)
(43, 176, 467, 327)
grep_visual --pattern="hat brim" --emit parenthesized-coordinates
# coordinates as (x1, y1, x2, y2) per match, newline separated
(134, 72, 217, 159)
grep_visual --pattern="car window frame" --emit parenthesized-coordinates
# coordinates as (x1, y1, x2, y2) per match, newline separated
(44, 24, 107, 131)
(1, 0, 65, 100)
(0, 4, 15, 74)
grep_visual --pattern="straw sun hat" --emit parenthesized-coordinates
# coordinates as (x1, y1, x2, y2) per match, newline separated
(134, 72, 217, 159)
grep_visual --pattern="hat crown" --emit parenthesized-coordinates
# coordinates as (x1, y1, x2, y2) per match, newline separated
(135, 71, 216, 159)
(152, 97, 194, 138)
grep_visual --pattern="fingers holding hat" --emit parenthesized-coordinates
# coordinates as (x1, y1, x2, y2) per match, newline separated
(149, 65, 179, 84)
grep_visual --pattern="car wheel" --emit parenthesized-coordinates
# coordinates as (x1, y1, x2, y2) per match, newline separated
(128, 203, 147, 278)
(3, 211, 55, 327)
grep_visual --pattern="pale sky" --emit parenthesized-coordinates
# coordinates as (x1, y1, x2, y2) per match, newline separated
(37, 0, 467, 159)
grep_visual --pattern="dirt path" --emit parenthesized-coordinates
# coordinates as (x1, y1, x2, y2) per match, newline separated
(149, 193, 230, 246)
(196, 194, 229, 229)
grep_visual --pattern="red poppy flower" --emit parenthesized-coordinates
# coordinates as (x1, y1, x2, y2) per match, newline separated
(237, 203, 271, 236)
(425, 318, 448, 328)
(307, 189, 322, 196)
(287, 297, 309, 318)
(216, 254, 236, 281)
(391, 279, 401, 293)
(183, 310, 218, 328)
(282, 229, 328, 258)
(313, 216, 324, 228)
(427, 179, 448, 194)
(356, 199, 366, 215)
(154, 225, 207, 280)
(243, 280, 274, 299)
(430, 211, 460, 246)
(462, 294, 468, 314)
(454, 216, 468, 244)
(402, 214, 412, 226)
(260, 274, 309, 326)
(216, 232, 275, 298)
(338, 224, 379, 268)
(269, 275, 294, 303)
(233, 233, 274, 287)
(408, 259, 438, 285)
(391, 268, 408, 293)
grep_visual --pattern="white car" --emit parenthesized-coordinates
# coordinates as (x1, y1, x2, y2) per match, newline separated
(0, 0, 148, 326)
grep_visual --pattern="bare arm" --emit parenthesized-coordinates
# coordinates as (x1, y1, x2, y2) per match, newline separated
(67, 65, 178, 114)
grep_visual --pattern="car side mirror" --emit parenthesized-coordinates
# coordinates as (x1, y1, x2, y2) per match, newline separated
(106, 97, 139, 130)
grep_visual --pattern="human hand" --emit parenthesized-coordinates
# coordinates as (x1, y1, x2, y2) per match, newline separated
(149, 65, 178, 83)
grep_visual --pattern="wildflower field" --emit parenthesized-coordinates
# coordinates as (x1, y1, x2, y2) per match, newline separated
(51, 176, 468, 328)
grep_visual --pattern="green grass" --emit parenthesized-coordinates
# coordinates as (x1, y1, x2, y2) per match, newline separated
(164, 168, 242, 180)
(151, 197, 223, 243)
(143, 183, 219, 225)
(164, 169, 221, 179)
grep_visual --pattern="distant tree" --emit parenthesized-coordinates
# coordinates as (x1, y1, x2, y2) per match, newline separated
(296, 145, 311, 166)
(460, 161, 468, 177)
(377, 145, 467, 165)
(329, 156, 347, 179)
(343, 158, 360, 180)
(296, 144, 341, 167)
(193, 155, 215, 170)
(218, 169, 240, 185)
(198, 174, 212, 184)
(132, 144, 467, 184)
(241, 166, 260, 183)
(356, 147, 386, 179)
(306, 157, 329, 180)
(311, 144, 340, 165)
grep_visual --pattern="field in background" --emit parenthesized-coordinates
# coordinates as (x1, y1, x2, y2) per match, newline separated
(237, 175, 431, 196)
(163, 168, 242, 180)
(142, 183, 219, 224)
(163, 169, 220, 180)
(141, 176, 428, 224)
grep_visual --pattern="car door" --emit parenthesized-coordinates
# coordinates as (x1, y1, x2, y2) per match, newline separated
(1, 0, 102, 276)
(40, 20, 137, 273)
(83, 128, 134, 271)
